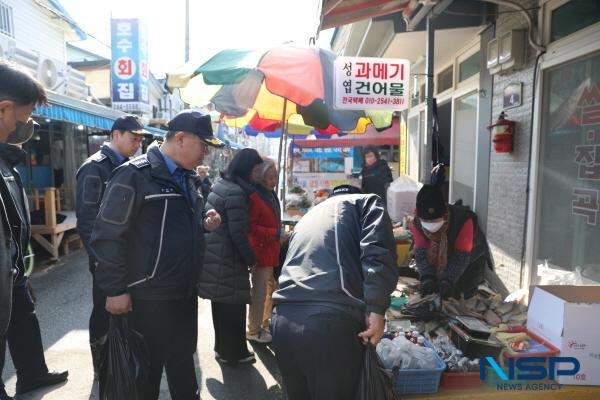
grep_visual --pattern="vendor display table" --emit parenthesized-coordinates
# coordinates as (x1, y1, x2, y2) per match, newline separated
(404, 384, 600, 399)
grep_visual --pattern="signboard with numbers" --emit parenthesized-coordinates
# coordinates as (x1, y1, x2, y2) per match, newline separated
(334, 57, 410, 111)
(111, 18, 150, 114)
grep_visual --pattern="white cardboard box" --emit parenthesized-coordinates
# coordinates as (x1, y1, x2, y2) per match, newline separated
(527, 285, 600, 385)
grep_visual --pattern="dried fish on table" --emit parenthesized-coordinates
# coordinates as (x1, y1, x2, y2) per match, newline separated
(495, 301, 515, 315)
(484, 309, 502, 326)
(508, 312, 527, 325)
(474, 300, 488, 313)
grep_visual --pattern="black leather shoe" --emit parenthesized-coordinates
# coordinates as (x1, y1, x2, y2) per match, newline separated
(0, 387, 13, 400)
(15, 371, 69, 395)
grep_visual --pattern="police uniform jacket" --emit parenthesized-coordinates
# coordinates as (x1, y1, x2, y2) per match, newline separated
(0, 144, 31, 333)
(90, 147, 206, 300)
(76, 144, 124, 264)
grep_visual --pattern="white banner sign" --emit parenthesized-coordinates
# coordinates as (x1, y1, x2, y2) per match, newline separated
(334, 56, 410, 111)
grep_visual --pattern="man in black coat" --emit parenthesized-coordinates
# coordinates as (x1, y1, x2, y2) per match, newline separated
(0, 62, 67, 400)
(360, 146, 394, 205)
(91, 110, 223, 400)
(75, 115, 146, 376)
(272, 185, 399, 400)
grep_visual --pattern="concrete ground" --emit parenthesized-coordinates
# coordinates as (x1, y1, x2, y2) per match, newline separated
(1, 249, 285, 399)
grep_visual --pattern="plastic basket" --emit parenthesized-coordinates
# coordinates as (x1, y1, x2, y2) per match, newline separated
(441, 371, 482, 389)
(484, 326, 560, 387)
(391, 340, 446, 394)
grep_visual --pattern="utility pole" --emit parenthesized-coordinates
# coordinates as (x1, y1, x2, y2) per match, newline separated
(185, 0, 190, 62)
(422, 15, 434, 183)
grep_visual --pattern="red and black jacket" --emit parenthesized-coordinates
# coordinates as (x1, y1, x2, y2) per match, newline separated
(411, 203, 492, 292)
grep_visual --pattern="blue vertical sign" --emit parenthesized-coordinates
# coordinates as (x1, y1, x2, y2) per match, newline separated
(111, 18, 150, 113)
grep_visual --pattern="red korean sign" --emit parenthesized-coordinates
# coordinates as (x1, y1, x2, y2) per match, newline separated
(334, 56, 410, 111)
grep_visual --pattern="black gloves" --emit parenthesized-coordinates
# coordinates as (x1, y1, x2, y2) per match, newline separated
(438, 279, 452, 299)
(420, 276, 437, 296)
(420, 276, 453, 299)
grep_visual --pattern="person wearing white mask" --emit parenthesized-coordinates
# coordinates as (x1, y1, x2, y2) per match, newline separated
(411, 184, 492, 299)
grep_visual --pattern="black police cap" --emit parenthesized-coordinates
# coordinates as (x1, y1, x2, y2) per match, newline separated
(111, 115, 148, 135)
(167, 110, 225, 147)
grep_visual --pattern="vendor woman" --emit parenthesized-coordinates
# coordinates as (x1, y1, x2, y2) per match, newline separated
(411, 184, 492, 299)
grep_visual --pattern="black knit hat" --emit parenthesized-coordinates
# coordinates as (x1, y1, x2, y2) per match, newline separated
(416, 184, 446, 220)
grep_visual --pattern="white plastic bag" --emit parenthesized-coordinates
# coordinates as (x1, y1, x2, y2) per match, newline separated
(386, 176, 422, 222)
(537, 261, 583, 285)
(376, 338, 402, 370)
(377, 336, 440, 370)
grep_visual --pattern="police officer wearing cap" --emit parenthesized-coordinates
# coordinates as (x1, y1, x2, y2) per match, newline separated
(75, 115, 147, 376)
(90, 109, 224, 400)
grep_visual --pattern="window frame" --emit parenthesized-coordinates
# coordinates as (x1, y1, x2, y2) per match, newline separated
(0, 0, 15, 38)
(525, 17, 600, 286)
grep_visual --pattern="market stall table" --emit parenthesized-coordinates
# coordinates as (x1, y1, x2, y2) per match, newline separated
(403, 384, 600, 399)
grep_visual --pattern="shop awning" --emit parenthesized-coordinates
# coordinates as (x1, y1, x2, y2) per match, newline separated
(293, 117, 400, 147)
(34, 92, 125, 131)
(144, 126, 167, 137)
(320, 0, 419, 30)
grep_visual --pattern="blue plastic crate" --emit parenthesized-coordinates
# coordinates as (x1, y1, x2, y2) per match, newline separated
(390, 340, 446, 395)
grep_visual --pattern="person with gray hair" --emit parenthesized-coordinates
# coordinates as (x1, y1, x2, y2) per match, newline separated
(195, 165, 212, 200)
(246, 157, 283, 344)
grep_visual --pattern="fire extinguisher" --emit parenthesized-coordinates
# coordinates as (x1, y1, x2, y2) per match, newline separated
(487, 111, 515, 153)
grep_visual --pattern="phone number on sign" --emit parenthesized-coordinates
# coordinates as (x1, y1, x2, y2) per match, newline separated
(342, 96, 405, 105)
(366, 97, 405, 105)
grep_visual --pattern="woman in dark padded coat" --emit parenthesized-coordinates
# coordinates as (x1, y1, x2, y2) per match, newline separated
(198, 149, 264, 364)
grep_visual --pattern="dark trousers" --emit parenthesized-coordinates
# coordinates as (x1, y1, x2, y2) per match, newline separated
(211, 302, 250, 362)
(0, 281, 48, 386)
(130, 296, 198, 400)
(271, 305, 365, 400)
(89, 267, 110, 344)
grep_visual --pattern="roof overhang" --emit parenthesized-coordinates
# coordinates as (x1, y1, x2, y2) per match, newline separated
(320, 0, 419, 31)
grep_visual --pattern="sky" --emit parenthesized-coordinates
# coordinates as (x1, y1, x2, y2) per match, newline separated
(60, 0, 335, 75)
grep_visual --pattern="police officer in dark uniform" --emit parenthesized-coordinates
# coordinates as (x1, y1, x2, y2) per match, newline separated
(75, 115, 146, 375)
(0, 62, 67, 400)
(91, 110, 224, 400)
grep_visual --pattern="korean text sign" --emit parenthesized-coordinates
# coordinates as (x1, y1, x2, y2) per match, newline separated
(111, 18, 149, 112)
(334, 57, 410, 111)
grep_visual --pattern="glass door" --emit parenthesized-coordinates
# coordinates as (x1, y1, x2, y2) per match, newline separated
(451, 91, 479, 207)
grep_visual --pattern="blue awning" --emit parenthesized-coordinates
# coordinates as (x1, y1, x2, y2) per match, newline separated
(35, 103, 115, 130)
(225, 139, 245, 150)
(34, 92, 126, 130)
(144, 126, 167, 137)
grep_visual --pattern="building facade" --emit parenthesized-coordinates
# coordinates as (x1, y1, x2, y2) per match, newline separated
(328, 0, 600, 290)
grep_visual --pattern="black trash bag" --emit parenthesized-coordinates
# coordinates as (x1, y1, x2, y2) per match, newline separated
(99, 315, 150, 400)
(356, 340, 401, 400)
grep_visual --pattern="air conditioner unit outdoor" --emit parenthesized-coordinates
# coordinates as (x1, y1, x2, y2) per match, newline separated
(0, 34, 16, 60)
(37, 57, 61, 89)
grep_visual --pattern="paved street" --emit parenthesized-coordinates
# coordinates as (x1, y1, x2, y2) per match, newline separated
(1, 249, 285, 400)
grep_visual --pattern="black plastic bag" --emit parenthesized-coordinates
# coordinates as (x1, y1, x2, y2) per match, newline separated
(99, 315, 150, 400)
(356, 341, 401, 400)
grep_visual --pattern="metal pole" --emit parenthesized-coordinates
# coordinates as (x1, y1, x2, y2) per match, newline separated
(276, 99, 288, 198)
(282, 133, 289, 212)
(422, 15, 434, 183)
(185, 0, 190, 62)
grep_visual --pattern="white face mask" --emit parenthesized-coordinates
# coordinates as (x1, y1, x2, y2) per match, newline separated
(421, 220, 444, 233)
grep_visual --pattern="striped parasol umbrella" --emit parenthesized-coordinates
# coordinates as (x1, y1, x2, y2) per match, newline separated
(166, 44, 394, 194)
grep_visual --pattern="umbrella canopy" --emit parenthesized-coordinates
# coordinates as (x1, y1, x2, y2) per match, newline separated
(166, 45, 394, 136)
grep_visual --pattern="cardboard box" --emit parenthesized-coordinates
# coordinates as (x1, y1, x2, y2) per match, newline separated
(527, 285, 600, 385)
